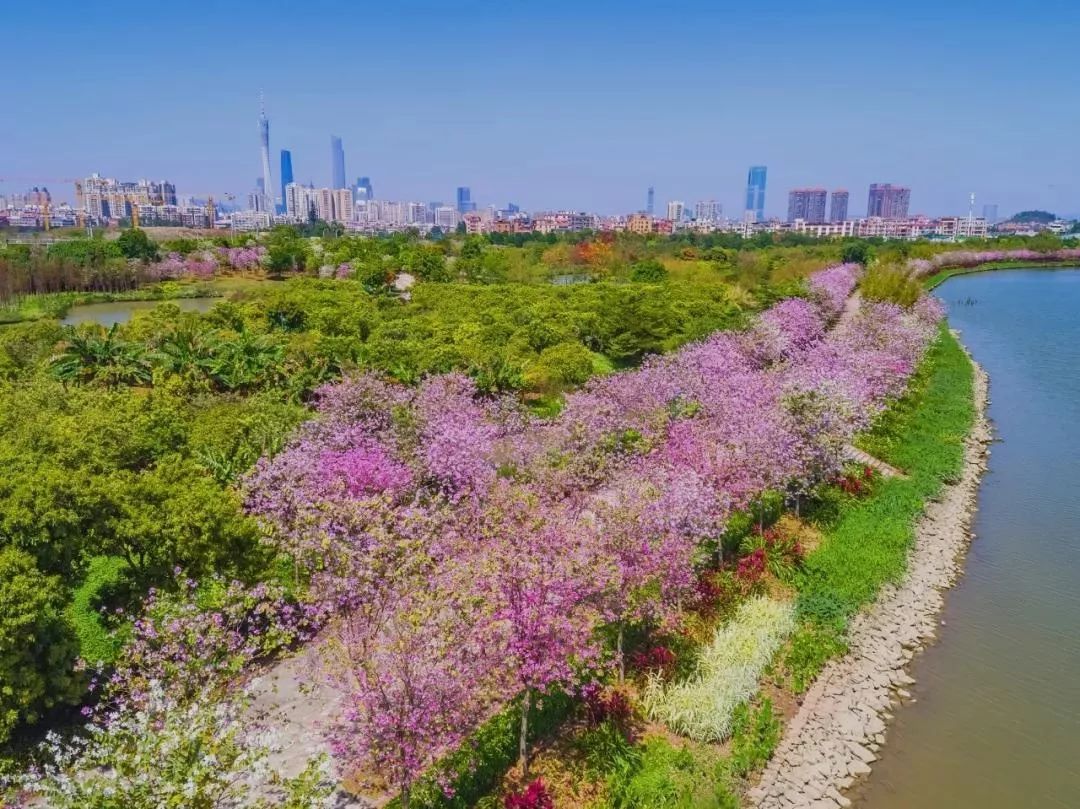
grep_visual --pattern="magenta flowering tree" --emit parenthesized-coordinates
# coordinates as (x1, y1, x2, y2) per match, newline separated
(470, 483, 609, 777)
(807, 263, 859, 320)
(325, 577, 503, 809)
(412, 373, 501, 498)
(146, 252, 187, 281)
(237, 261, 947, 795)
(907, 247, 1080, 277)
(219, 245, 267, 271)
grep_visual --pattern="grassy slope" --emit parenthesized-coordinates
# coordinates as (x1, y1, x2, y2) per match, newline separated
(798, 325, 975, 622)
(922, 260, 1079, 290)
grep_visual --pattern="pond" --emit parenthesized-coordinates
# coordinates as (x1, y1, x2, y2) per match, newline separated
(60, 297, 218, 327)
(857, 268, 1080, 807)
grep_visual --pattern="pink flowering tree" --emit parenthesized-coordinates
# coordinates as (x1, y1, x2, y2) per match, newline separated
(470, 484, 609, 778)
(325, 578, 503, 809)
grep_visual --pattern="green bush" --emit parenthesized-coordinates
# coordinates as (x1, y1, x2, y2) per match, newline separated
(401, 690, 574, 809)
(860, 264, 922, 307)
(604, 739, 738, 809)
(781, 621, 848, 694)
(630, 260, 669, 283)
(729, 698, 781, 776)
(0, 548, 83, 744)
(66, 556, 128, 667)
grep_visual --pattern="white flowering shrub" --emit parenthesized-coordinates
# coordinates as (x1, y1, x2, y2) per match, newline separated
(641, 596, 795, 741)
(9, 681, 333, 809)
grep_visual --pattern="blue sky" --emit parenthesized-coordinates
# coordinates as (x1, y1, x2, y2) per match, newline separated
(3, 0, 1078, 217)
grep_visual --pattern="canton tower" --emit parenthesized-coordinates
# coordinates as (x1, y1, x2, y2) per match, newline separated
(258, 93, 274, 212)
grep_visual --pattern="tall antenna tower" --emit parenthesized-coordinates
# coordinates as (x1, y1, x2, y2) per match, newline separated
(258, 91, 274, 213)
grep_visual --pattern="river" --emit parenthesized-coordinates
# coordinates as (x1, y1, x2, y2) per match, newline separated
(60, 297, 217, 327)
(857, 268, 1080, 808)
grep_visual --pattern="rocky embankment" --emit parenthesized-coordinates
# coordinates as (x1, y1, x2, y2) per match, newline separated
(749, 350, 992, 809)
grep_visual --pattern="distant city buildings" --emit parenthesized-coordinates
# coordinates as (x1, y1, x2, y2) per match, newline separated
(456, 186, 475, 214)
(830, 190, 849, 223)
(330, 136, 346, 189)
(75, 174, 178, 222)
(787, 188, 827, 224)
(745, 166, 767, 223)
(666, 200, 685, 222)
(354, 177, 373, 202)
(866, 183, 911, 219)
(284, 182, 352, 224)
(982, 203, 999, 224)
(693, 200, 722, 223)
(646, 186, 655, 217)
(279, 150, 293, 214)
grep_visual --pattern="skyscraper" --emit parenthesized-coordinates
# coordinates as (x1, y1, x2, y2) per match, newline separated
(354, 177, 374, 202)
(866, 184, 911, 219)
(330, 136, 346, 190)
(745, 166, 767, 222)
(258, 95, 274, 214)
(693, 200, 722, 222)
(279, 150, 293, 214)
(787, 188, 827, 223)
(982, 204, 999, 224)
(646, 186, 655, 217)
(830, 189, 849, 223)
(456, 186, 475, 214)
(666, 200, 685, 222)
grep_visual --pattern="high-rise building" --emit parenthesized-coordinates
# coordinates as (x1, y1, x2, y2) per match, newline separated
(258, 95, 274, 214)
(331, 136, 346, 189)
(982, 204, 999, 224)
(830, 189, 849, 223)
(75, 174, 177, 222)
(435, 205, 459, 230)
(354, 177, 373, 202)
(666, 200, 685, 222)
(646, 186, 655, 216)
(745, 166, 767, 222)
(693, 200, 722, 222)
(866, 183, 911, 219)
(456, 186, 475, 214)
(279, 150, 293, 214)
(787, 188, 828, 224)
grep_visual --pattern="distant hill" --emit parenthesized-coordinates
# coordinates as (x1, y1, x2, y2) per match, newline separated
(1008, 210, 1057, 224)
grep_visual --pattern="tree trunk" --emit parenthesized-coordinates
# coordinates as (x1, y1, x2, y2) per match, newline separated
(519, 689, 531, 779)
(617, 623, 625, 682)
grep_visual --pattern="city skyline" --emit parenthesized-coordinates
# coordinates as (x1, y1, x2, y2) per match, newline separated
(3, 1, 1078, 217)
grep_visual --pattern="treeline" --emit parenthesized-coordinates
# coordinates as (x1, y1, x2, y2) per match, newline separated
(0, 231, 167, 303)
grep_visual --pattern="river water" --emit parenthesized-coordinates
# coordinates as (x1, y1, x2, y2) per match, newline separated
(60, 297, 217, 327)
(857, 268, 1080, 808)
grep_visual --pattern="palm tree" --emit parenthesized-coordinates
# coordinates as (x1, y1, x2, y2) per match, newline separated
(50, 324, 152, 388)
(206, 332, 284, 392)
(154, 326, 219, 383)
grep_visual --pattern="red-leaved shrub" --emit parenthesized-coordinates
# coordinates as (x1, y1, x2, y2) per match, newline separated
(505, 778, 554, 809)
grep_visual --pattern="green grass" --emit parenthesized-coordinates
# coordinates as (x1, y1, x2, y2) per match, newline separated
(797, 326, 975, 624)
(601, 738, 739, 809)
(66, 556, 128, 666)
